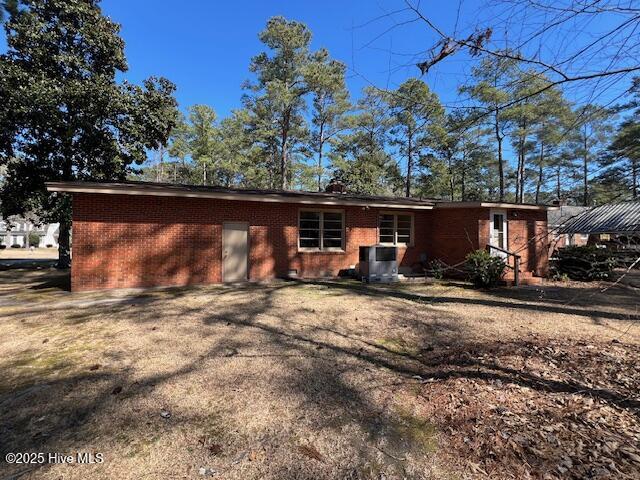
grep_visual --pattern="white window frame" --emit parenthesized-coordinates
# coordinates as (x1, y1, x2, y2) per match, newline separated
(298, 208, 345, 252)
(489, 209, 508, 254)
(378, 211, 414, 247)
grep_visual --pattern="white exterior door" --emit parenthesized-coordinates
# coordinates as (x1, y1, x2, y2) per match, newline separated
(489, 210, 507, 256)
(222, 223, 249, 282)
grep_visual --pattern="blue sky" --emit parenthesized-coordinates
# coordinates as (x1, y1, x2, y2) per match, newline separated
(1, 1, 634, 119)
(99, 0, 467, 117)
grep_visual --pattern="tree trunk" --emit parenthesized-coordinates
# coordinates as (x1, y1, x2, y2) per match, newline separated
(535, 141, 544, 204)
(515, 151, 521, 203)
(460, 151, 467, 201)
(632, 158, 638, 199)
(405, 133, 412, 197)
(583, 134, 589, 206)
(556, 166, 561, 200)
(57, 215, 71, 269)
(495, 109, 505, 202)
(448, 153, 455, 201)
(516, 125, 525, 203)
(317, 122, 325, 192)
(280, 111, 291, 190)
(460, 170, 466, 201)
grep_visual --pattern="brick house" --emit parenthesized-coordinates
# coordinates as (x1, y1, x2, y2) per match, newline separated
(46, 181, 551, 291)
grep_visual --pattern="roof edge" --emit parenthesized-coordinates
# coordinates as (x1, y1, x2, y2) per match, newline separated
(435, 201, 554, 211)
(45, 181, 435, 210)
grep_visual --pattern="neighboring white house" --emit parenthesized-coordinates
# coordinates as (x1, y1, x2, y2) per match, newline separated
(0, 217, 59, 248)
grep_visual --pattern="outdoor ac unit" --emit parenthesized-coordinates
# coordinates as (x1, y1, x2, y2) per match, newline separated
(359, 245, 398, 283)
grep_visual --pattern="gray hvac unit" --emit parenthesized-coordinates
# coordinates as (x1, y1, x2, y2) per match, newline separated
(359, 245, 399, 283)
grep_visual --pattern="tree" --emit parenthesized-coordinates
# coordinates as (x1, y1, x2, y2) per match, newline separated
(305, 49, 350, 191)
(530, 85, 569, 204)
(606, 119, 640, 199)
(567, 105, 613, 205)
(0, 0, 178, 268)
(330, 87, 402, 195)
(506, 70, 542, 203)
(186, 105, 218, 185)
(388, 78, 443, 197)
(244, 16, 313, 190)
(461, 56, 516, 201)
(428, 111, 493, 201)
(215, 109, 258, 187)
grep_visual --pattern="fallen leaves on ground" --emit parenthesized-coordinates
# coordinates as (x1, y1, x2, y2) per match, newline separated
(297, 444, 325, 462)
(412, 338, 640, 479)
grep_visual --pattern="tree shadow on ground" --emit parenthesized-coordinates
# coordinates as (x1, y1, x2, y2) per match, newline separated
(1, 275, 639, 478)
(296, 279, 640, 323)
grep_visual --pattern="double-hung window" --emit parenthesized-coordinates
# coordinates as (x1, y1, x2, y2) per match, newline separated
(299, 210, 344, 251)
(379, 213, 413, 246)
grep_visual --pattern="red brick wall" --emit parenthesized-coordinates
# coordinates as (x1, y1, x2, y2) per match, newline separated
(505, 210, 549, 276)
(71, 193, 432, 291)
(426, 207, 549, 276)
(71, 194, 550, 291)
(425, 208, 486, 268)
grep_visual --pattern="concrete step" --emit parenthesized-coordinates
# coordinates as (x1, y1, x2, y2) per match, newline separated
(505, 276, 544, 286)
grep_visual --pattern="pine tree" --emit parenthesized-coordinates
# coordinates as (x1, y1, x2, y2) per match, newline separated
(388, 78, 444, 197)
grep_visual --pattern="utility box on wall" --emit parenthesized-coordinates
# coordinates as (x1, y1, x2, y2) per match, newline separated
(359, 245, 398, 283)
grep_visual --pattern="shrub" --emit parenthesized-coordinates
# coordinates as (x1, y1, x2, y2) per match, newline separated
(10, 244, 22, 248)
(551, 245, 616, 281)
(427, 259, 446, 280)
(28, 232, 41, 247)
(0, 244, 6, 250)
(46, 244, 53, 248)
(465, 249, 506, 288)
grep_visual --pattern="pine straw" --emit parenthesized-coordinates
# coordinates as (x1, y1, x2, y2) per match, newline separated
(0, 269, 638, 479)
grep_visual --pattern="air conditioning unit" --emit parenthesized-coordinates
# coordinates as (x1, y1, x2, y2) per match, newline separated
(359, 245, 398, 283)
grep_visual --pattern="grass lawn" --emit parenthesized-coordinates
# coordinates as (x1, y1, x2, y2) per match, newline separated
(1, 269, 639, 479)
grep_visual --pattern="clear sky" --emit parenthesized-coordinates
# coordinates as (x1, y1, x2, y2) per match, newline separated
(97, 0, 468, 117)
(2, 1, 634, 117)
(1, 1, 635, 138)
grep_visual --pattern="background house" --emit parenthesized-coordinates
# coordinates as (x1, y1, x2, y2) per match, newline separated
(0, 217, 60, 248)
(548, 204, 590, 253)
(560, 201, 640, 267)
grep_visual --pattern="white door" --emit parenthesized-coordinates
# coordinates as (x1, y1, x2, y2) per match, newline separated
(489, 210, 507, 256)
(223, 223, 248, 282)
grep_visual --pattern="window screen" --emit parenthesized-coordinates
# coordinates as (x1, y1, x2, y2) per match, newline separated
(378, 213, 413, 245)
(379, 214, 395, 243)
(299, 211, 321, 248)
(299, 211, 344, 250)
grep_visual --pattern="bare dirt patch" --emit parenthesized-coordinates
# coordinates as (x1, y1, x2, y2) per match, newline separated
(0, 270, 638, 479)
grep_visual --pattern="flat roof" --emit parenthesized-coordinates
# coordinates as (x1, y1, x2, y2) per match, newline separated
(46, 181, 555, 211)
(46, 181, 436, 210)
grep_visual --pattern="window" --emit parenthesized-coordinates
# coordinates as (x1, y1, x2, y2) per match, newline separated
(299, 210, 344, 250)
(378, 213, 413, 246)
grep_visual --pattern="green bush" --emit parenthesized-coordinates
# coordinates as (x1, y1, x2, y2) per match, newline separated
(427, 259, 446, 279)
(28, 232, 40, 247)
(551, 245, 616, 281)
(465, 250, 506, 288)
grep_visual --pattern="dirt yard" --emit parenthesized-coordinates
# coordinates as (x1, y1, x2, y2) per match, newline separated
(1, 270, 639, 480)
(0, 248, 58, 260)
